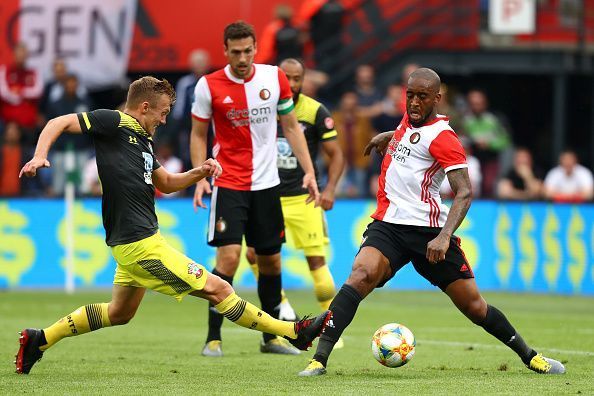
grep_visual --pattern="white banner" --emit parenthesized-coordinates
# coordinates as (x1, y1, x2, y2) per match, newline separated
(489, 0, 536, 35)
(19, 0, 137, 89)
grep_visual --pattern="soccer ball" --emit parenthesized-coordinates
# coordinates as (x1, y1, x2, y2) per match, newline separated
(371, 323, 416, 368)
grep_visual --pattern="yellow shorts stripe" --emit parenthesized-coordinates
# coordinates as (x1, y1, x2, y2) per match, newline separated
(111, 231, 207, 301)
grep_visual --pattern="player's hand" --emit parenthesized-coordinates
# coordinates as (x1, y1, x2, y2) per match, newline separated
(302, 173, 320, 207)
(199, 158, 223, 179)
(19, 156, 50, 178)
(193, 178, 212, 211)
(426, 233, 450, 264)
(320, 187, 336, 211)
(364, 131, 394, 157)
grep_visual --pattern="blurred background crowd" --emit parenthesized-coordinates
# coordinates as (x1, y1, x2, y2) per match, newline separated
(1, 0, 593, 203)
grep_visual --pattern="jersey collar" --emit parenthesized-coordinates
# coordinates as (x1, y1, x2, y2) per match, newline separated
(404, 114, 449, 129)
(224, 64, 256, 84)
(118, 111, 152, 140)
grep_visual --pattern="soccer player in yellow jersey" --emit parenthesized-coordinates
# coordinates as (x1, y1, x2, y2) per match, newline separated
(15, 76, 330, 375)
(246, 58, 345, 349)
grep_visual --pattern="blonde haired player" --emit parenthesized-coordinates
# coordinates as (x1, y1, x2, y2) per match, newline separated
(15, 76, 330, 374)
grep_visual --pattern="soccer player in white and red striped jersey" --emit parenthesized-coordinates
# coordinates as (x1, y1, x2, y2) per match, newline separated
(299, 68, 565, 376)
(190, 21, 321, 357)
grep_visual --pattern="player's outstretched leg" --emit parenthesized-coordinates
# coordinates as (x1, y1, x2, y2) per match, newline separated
(15, 286, 145, 374)
(445, 278, 566, 374)
(299, 247, 389, 376)
(246, 247, 298, 321)
(193, 272, 331, 352)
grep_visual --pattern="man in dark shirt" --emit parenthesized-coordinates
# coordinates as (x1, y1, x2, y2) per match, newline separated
(496, 147, 543, 200)
(15, 76, 330, 375)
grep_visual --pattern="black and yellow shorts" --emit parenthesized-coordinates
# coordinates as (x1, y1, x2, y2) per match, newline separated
(281, 194, 329, 257)
(111, 231, 208, 301)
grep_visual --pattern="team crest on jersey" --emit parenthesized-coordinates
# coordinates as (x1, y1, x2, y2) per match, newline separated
(216, 217, 227, 233)
(187, 262, 203, 279)
(410, 132, 421, 144)
(324, 117, 334, 130)
(259, 88, 271, 100)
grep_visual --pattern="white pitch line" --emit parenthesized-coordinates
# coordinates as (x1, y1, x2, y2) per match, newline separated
(420, 339, 594, 356)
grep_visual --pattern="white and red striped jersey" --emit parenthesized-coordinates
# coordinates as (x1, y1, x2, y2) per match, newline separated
(191, 64, 294, 191)
(372, 114, 468, 227)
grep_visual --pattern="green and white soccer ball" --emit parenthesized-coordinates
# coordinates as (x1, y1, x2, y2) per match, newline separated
(371, 323, 416, 368)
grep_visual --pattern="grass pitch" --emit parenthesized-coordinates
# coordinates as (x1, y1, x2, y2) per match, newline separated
(1, 289, 593, 395)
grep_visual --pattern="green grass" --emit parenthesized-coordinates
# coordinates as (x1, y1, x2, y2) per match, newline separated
(1, 289, 593, 395)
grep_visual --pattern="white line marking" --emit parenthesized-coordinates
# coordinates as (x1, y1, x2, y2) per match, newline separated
(420, 339, 594, 356)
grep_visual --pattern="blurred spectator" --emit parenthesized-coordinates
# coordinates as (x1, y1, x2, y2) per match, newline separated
(437, 83, 464, 133)
(257, 4, 303, 65)
(399, 63, 419, 114)
(354, 64, 383, 118)
(463, 89, 511, 197)
(0, 122, 24, 196)
(334, 92, 374, 197)
(297, 0, 345, 72)
(46, 74, 92, 196)
(544, 150, 594, 203)
(441, 138, 482, 198)
(40, 59, 87, 117)
(172, 49, 210, 131)
(81, 156, 102, 197)
(301, 68, 328, 99)
(0, 42, 43, 137)
(46, 74, 92, 119)
(372, 84, 405, 132)
(171, 49, 210, 167)
(497, 148, 543, 200)
(155, 141, 183, 198)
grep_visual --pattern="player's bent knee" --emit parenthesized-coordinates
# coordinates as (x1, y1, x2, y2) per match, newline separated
(346, 264, 380, 296)
(204, 273, 234, 304)
(108, 305, 136, 326)
(463, 297, 487, 324)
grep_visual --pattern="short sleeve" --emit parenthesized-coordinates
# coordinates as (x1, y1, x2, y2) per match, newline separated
(191, 76, 212, 122)
(77, 109, 120, 138)
(429, 130, 467, 172)
(153, 157, 162, 171)
(314, 104, 338, 141)
(277, 67, 294, 115)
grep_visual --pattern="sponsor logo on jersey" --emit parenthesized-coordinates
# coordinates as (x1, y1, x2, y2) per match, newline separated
(223, 96, 234, 104)
(324, 117, 334, 130)
(128, 135, 138, 145)
(259, 88, 271, 100)
(187, 262, 204, 279)
(226, 106, 272, 128)
(410, 132, 421, 144)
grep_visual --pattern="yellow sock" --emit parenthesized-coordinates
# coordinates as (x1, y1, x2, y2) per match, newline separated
(215, 293, 296, 339)
(249, 262, 259, 279)
(41, 303, 111, 351)
(250, 262, 289, 303)
(311, 265, 336, 312)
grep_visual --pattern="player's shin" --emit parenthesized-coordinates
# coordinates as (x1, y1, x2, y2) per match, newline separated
(214, 292, 295, 338)
(313, 284, 363, 366)
(40, 303, 111, 351)
(206, 269, 233, 342)
(258, 273, 283, 342)
(480, 304, 536, 364)
(310, 264, 336, 311)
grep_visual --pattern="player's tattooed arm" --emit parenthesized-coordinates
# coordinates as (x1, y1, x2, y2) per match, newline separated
(364, 130, 394, 156)
(426, 168, 472, 263)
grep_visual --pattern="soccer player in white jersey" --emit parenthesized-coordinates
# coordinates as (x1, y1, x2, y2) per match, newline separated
(299, 68, 566, 376)
(190, 21, 321, 356)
